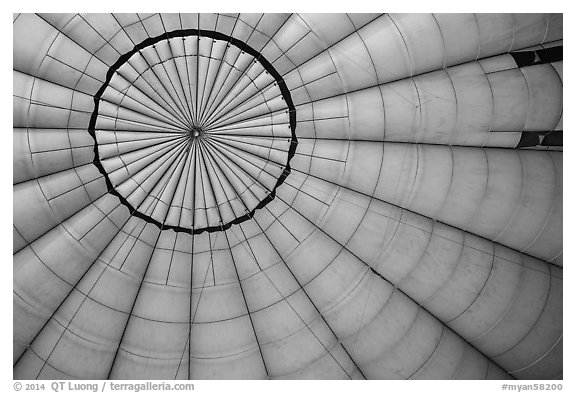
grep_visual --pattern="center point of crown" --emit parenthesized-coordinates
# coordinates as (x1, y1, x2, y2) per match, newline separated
(189, 125, 204, 139)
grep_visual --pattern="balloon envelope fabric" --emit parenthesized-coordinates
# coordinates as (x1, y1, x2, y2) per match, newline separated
(13, 13, 563, 380)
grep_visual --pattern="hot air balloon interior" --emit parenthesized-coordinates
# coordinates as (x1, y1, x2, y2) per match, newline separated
(13, 13, 563, 380)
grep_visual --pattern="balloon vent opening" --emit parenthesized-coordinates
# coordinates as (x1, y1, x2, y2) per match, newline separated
(88, 29, 298, 234)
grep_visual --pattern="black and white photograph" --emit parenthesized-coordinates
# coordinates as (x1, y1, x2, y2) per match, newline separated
(8, 6, 571, 391)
